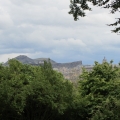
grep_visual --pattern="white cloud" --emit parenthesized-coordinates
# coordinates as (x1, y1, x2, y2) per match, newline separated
(0, 0, 119, 64)
(0, 6, 13, 29)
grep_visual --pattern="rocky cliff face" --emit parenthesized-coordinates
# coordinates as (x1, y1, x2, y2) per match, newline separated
(52, 61, 83, 81)
(5, 55, 89, 81)
(13, 55, 56, 65)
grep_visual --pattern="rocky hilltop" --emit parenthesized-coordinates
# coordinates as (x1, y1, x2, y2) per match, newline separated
(5, 55, 92, 81)
(14, 55, 56, 65)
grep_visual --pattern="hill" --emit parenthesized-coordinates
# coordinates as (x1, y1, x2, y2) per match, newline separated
(5, 55, 84, 81)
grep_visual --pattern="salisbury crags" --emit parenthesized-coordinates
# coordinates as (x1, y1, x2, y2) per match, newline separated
(5, 55, 92, 81)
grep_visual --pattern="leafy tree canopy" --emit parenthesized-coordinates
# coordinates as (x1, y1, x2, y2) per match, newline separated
(0, 59, 74, 120)
(1, 59, 120, 119)
(79, 61, 120, 119)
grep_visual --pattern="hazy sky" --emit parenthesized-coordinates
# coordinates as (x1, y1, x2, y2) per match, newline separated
(0, 0, 119, 64)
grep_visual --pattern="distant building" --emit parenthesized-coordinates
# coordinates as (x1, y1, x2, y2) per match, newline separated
(102, 57, 107, 63)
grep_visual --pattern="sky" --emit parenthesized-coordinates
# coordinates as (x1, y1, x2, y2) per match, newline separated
(0, 0, 119, 65)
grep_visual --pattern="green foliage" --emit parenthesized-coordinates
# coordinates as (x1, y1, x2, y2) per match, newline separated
(79, 61, 120, 119)
(1, 59, 120, 119)
(0, 59, 74, 120)
(69, 0, 120, 33)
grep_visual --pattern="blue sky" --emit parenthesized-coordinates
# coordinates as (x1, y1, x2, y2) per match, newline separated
(0, 0, 119, 65)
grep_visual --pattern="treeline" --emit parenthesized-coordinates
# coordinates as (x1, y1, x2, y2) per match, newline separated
(0, 59, 120, 120)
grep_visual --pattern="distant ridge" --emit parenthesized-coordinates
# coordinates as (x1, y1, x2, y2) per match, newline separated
(15, 55, 35, 64)
(52, 61, 82, 68)
(5, 55, 83, 81)
(5, 55, 82, 68)
(34, 58, 56, 64)
(3, 55, 107, 81)
(5, 55, 56, 65)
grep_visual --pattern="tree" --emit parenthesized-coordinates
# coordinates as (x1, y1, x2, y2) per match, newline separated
(0, 59, 74, 120)
(0, 59, 34, 120)
(23, 60, 74, 120)
(78, 61, 120, 119)
(69, 0, 120, 33)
